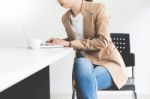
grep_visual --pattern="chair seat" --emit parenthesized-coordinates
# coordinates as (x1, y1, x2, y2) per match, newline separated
(103, 77, 135, 91)
(120, 77, 135, 90)
(103, 84, 135, 91)
(120, 84, 135, 90)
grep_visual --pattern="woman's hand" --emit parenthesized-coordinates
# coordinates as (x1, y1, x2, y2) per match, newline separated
(46, 38, 70, 47)
(46, 38, 63, 44)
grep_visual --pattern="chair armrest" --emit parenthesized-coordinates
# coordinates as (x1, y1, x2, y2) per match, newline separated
(121, 53, 135, 67)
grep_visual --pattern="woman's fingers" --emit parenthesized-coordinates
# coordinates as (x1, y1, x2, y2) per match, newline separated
(53, 39, 63, 44)
(46, 38, 70, 47)
(46, 38, 53, 43)
(46, 38, 65, 45)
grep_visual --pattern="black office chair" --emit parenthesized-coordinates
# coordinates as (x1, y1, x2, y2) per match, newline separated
(72, 33, 137, 99)
(108, 33, 137, 99)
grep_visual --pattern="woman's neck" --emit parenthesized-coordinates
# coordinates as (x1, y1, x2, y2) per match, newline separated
(71, 0, 83, 17)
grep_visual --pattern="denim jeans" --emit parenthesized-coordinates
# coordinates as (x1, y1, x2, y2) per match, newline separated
(74, 58, 113, 99)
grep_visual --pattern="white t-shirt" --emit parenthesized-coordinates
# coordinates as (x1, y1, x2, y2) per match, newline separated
(71, 13, 83, 40)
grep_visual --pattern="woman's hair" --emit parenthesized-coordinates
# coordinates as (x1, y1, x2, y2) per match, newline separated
(85, 0, 93, 2)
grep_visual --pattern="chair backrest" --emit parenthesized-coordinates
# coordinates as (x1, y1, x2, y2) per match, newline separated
(110, 33, 135, 67)
(110, 33, 130, 54)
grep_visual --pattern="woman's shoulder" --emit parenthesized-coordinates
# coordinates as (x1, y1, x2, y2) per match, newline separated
(86, 1, 105, 7)
(62, 2, 107, 20)
(85, 1, 106, 14)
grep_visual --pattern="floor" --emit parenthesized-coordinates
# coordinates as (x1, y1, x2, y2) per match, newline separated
(51, 91, 150, 99)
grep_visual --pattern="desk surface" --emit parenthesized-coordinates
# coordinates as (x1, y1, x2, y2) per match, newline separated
(0, 47, 73, 92)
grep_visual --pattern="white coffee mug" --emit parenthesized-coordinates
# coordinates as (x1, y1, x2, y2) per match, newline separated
(30, 39, 42, 50)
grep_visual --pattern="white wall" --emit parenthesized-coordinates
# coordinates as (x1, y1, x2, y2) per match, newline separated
(96, 0, 150, 95)
(0, 0, 67, 47)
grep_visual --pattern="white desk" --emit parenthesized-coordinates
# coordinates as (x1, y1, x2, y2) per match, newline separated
(0, 47, 73, 99)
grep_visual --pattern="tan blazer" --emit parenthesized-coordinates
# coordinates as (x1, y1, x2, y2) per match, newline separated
(62, 1, 128, 89)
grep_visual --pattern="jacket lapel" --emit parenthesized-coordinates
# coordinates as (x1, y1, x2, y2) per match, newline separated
(81, 1, 93, 39)
(65, 11, 76, 40)
(82, 12, 93, 39)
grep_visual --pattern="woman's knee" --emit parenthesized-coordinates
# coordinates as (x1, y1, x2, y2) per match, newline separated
(75, 58, 90, 65)
(74, 58, 93, 75)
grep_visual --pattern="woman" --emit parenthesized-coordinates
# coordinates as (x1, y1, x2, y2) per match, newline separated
(47, 0, 128, 99)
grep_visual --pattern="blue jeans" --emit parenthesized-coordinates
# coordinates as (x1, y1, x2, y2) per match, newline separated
(74, 58, 113, 99)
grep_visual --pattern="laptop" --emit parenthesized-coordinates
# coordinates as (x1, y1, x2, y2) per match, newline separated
(21, 23, 64, 48)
